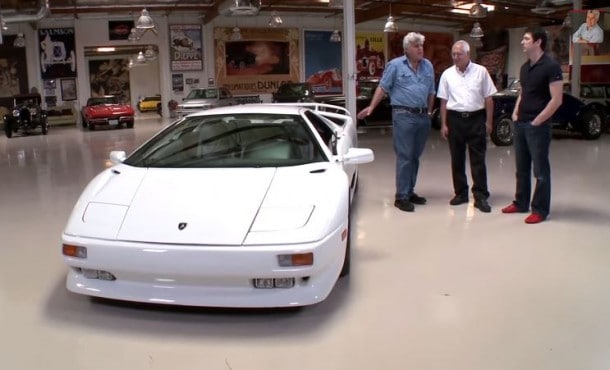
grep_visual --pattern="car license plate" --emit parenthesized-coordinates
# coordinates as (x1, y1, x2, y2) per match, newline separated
(109, 119, 118, 125)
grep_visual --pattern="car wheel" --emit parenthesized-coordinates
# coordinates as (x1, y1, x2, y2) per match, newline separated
(88, 122, 95, 131)
(81, 114, 88, 128)
(491, 115, 514, 146)
(4, 121, 12, 138)
(41, 121, 48, 135)
(579, 108, 604, 140)
(126, 121, 134, 129)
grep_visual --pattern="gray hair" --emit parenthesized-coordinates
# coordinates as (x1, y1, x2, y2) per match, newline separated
(588, 9, 600, 21)
(403, 32, 425, 49)
(453, 40, 471, 54)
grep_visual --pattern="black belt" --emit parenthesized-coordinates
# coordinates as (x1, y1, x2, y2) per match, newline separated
(448, 109, 485, 118)
(392, 106, 427, 115)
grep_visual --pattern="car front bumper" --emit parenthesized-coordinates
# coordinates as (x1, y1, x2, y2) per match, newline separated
(62, 226, 346, 308)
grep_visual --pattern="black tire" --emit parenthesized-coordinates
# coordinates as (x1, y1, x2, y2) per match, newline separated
(491, 115, 514, 146)
(41, 121, 48, 135)
(88, 123, 95, 131)
(579, 108, 604, 140)
(126, 121, 134, 129)
(339, 201, 351, 278)
(156, 103, 162, 116)
(81, 114, 87, 128)
(4, 121, 12, 138)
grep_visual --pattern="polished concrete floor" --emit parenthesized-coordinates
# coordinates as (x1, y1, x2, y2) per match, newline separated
(1, 115, 610, 370)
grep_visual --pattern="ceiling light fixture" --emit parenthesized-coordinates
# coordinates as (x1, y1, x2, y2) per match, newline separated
(136, 51, 146, 63)
(128, 27, 141, 42)
(330, 29, 341, 42)
(469, 22, 484, 38)
(469, 0, 488, 18)
(383, 2, 397, 33)
(531, 0, 555, 15)
(144, 45, 156, 59)
(13, 32, 26, 47)
(268, 11, 283, 28)
(230, 26, 242, 41)
(450, 3, 494, 15)
(135, 8, 155, 29)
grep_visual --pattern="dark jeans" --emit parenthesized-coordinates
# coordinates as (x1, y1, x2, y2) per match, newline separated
(513, 120, 552, 217)
(447, 112, 489, 200)
(392, 108, 430, 200)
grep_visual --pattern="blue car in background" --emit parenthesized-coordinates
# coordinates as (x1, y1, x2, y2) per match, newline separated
(490, 79, 607, 146)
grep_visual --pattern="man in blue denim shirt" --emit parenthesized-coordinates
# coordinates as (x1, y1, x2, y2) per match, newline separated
(358, 32, 436, 212)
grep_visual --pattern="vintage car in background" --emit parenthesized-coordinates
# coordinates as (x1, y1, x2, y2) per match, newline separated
(3, 93, 48, 138)
(272, 82, 316, 103)
(490, 79, 607, 146)
(176, 87, 237, 117)
(318, 79, 392, 126)
(61, 102, 374, 308)
(81, 95, 135, 130)
(579, 83, 610, 133)
(306, 68, 342, 92)
(137, 95, 162, 113)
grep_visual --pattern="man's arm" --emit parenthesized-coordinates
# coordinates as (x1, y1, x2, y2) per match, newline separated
(532, 80, 563, 126)
(484, 96, 494, 135)
(439, 99, 449, 139)
(357, 86, 386, 119)
(512, 93, 521, 122)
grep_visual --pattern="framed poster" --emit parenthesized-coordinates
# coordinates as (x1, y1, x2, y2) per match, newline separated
(304, 30, 342, 95)
(60, 78, 77, 101)
(88, 59, 131, 103)
(214, 27, 300, 95)
(169, 24, 203, 71)
(39, 28, 77, 79)
(0, 35, 29, 99)
(172, 73, 184, 92)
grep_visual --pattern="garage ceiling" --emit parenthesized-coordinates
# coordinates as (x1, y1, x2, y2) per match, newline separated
(0, 0, 606, 32)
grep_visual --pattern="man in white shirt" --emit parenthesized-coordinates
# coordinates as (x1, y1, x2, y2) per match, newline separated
(572, 9, 604, 44)
(437, 40, 497, 213)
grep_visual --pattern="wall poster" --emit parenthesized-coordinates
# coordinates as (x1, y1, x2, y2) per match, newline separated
(356, 31, 385, 80)
(215, 27, 299, 95)
(39, 27, 77, 79)
(88, 59, 131, 103)
(388, 32, 453, 81)
(304, 30, 342, 95)
(108, 20, 134, 41)
(0, 35, 29, 116)
(170, 24, 203, 71)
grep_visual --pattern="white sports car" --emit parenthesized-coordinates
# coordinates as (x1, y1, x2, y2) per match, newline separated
(62, 103, 374, 308)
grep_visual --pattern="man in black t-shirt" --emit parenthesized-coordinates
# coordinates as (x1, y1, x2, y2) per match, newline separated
(501, 27, 563, 224)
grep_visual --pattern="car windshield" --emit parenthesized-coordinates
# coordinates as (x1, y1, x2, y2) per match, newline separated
(278, 84, 308, 96)
(143, 96, 161, 102)
(358, 81, 378, 97)
(88, 97, 119, 106)
(186, 89, 218, 99)
(124, 113, 327, 168)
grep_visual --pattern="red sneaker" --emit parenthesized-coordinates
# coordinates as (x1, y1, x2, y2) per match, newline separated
(524, 213, 545, 224)
(501, 204, 522, 214)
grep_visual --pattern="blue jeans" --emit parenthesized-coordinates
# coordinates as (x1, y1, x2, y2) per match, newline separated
(392, 109, 431, 200)
(513, 120, 552, 217)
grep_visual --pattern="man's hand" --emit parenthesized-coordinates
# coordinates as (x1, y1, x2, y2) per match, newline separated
(357, 107, 372, 120)
(440, 124, 449, 140)
(485, 121, 492, 135)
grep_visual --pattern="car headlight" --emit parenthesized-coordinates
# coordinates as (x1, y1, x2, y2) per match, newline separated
(251, 206, 314, 232)
(12, 109, 20, 117)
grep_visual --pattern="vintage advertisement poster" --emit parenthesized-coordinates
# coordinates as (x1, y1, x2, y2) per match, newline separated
(88, 59, 131, 103)
(108, 20, 134, 41)
(170, 24, 203, 71)
(356, 31, 385, 80)
(304, 30, 342, 95)
(0, 35, 29, 116)
(214, 27, 300, 95)
(39, 27, 77, 79)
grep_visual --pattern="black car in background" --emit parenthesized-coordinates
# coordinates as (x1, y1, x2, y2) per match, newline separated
(319, 79, 392, 126)
(490, 79, 607, 146)
(272, 82, 316, 103)
(3, 94, 48, 138)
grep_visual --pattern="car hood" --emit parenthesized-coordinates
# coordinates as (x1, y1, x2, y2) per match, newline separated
(87, 105, 133, 116)
(64, 163, 346, 245)
(179, 98, 219, 107)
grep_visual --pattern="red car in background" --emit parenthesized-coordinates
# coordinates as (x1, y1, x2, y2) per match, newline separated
(81, 95, 135, 130)
(306, 68, 342, 93)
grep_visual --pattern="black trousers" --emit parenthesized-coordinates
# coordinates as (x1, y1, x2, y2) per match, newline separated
(447, 110, 489, 200)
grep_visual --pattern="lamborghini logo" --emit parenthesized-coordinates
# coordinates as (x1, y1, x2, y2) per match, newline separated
(178, 222, 187, 230)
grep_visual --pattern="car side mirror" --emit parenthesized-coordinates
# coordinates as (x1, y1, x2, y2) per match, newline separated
(109, 151, 126, 164)
(341, 147, 375, 165)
